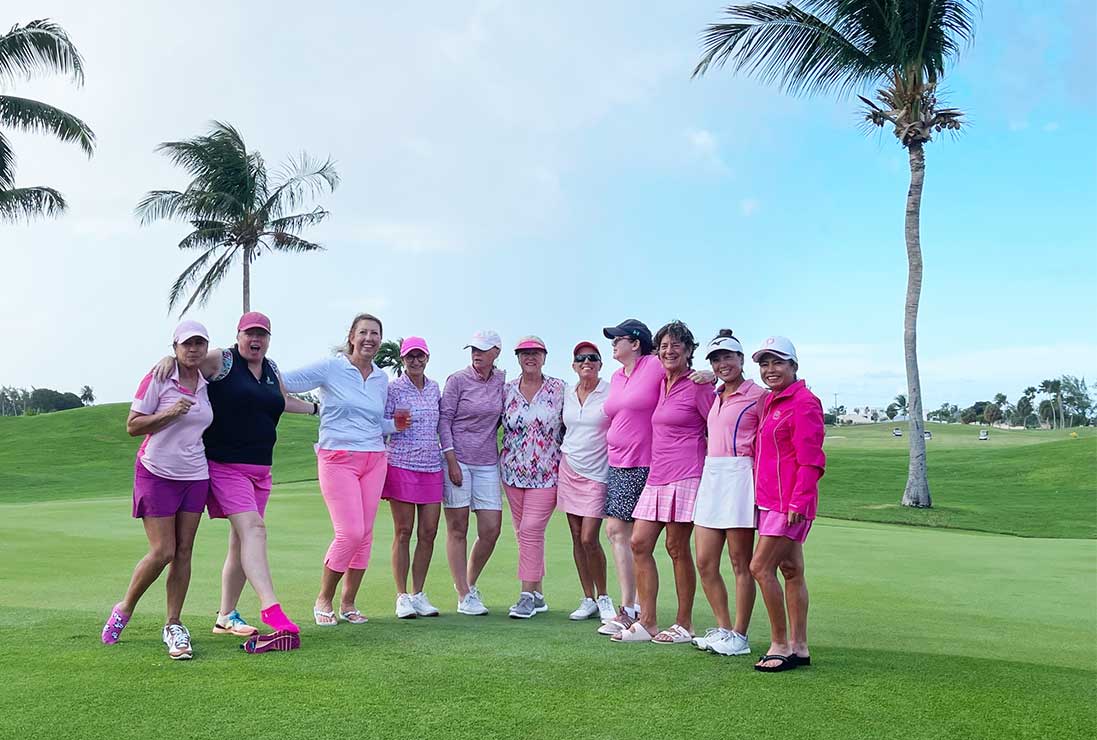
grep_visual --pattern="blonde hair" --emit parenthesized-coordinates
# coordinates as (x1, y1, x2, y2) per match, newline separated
(345, 313, 383, 354)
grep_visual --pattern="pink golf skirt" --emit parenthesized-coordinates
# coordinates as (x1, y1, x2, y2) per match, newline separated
(132, 457, 208, 519)
(757, 508, 813, 543)
(556, 456, 606, 519)
(206, 461, 272, 519)
(632, 477, 700, 523)
(382, 465, 444, 505)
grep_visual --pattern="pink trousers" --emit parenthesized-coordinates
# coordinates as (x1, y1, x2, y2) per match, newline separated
(317, 449, 388, 572)
(503, 484, 557, 582)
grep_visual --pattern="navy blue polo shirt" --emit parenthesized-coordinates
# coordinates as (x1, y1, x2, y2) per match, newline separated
(203, 346, 286, 466)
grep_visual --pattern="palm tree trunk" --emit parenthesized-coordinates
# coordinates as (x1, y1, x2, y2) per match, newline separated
(901, 143, 932, 508)
(242, 245, 252, 313)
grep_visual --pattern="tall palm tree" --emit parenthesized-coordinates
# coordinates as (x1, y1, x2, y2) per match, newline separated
(894, 393, 909, 417)
(78, 384, 94, 405)
(136, 121, 339, 315)
(693, 0, 980, 509)
(0, 19, 95, 220)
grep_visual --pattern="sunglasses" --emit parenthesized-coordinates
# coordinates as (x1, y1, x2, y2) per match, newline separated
(574, 353, 601, 363)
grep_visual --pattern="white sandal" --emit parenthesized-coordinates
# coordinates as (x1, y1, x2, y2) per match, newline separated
(611, 622, 655, 642)
(652, 623, 694, 644)
(339, 609, 368, 625)
(313, 607, 337, 627)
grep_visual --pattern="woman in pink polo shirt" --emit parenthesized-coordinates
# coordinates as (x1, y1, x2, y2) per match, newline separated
(614, 320, 714, 644)
(749, 336, 825, 672)
(691, 330, 767, 657)
(101, 321, 215, 661)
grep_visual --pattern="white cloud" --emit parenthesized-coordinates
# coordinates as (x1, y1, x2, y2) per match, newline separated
(685, 127, 728, 172)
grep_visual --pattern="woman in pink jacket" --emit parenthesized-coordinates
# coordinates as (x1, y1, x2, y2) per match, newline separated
(749, 336, 825, 673)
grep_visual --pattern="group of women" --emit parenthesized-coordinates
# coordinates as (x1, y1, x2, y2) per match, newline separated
(102, 312, 825, 673)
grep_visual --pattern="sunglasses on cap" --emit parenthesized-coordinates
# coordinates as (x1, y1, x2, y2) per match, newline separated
(574, 353, 601, 363)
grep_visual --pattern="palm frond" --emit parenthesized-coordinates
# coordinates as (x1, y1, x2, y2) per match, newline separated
(134, 190, 185, 224)
(259, 231, 325, 254)
(0, 185, 66, 221)
(170, 245, 239, 316)
(260, 154, 339, 220)
(178, 221, 230, 250)
(0, 19, 85, 85)
(266, 208, 329, 233)
(0, 131, 14, 189)
(153, 122, 255, 217)
(0, 95, 95, 156)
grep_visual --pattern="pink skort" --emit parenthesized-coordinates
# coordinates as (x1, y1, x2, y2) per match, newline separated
(555, 456, 606, 519)
(757, 508, 813, 543)
(382, 465, 444, 505)
(206, 461, 272, 519)
(632, 477, 700, 523)
(132, 457, 207, 519)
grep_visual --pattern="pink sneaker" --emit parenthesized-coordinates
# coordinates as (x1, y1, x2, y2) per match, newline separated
(101, 603, 130, 645)
(242, 630, 301, 654)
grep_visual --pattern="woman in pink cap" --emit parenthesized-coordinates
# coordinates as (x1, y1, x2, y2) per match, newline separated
(691, 330, 767, 658)
(613, 320, 714, 644)
(101, 320, 215, 660)
(382, 337, 444, 619)
(282, 313, 410, 627)
(749, 336, 825, 672)
(151, 311, 309, 651)
(501, 335, 565, 619)
(558, 341, 616, 622)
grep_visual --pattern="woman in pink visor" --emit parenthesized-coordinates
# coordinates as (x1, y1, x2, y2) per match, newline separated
(382, 336, 444, 619)
(500, 336, 565, 619)
(101, 321, 214, 660)
(749, 336, 825, 672)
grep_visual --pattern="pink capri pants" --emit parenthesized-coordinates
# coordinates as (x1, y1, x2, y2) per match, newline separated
(317, 449, 388, 572)
(503, 484, 557, 581)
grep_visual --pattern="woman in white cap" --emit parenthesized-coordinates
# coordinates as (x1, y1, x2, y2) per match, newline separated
(439, 329, 506, 615)
(382, 336, 444, 619)
(749, 336, 826, 672)
(500, 336, 565, 619)
(558, 341, 616, 622)
(101, 320, 214, 660)
(692, 330, 767, 657)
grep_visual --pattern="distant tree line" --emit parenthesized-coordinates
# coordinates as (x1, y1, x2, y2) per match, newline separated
(0, 385, 94, 416)
(927, 376, 1092, 428)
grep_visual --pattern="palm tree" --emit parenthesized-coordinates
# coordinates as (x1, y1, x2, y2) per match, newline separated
(693, 0, 980, 509)
(0, 19, 95, 220)
(374, 339, 404, 377)
(1038, 379, 1060, 429)
(894, 393, 909, 417)
(136, 121, 339, 315)
(78, 385, 94, 405)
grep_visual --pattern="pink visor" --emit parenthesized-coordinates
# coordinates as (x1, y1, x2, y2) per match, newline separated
(400, 336, 430, 357)
(514, 335, 547, 353)
(238, 311, 271, 333)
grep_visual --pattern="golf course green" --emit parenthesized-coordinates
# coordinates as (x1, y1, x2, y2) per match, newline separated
(1, 405, 1094, 739)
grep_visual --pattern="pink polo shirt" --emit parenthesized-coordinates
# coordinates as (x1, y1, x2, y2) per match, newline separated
(706, 379, 768, 458)
(647, 374, 715, 486)
(754, 379, 826, 519)
(604, 354, 664, 468)
(131, 366, 213, 481)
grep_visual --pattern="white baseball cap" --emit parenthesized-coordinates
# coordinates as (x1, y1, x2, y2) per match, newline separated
(704, 335, 744, 359)
(464, 329, 502, 351)
(751, 336, 798, 364)
(173, 320, 210, 344)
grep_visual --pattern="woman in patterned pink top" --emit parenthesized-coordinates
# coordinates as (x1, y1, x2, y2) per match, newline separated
(500, 336, 565, 619)
(382, 337, 443, 619)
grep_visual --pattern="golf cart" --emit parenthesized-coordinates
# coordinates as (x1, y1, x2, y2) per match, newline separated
(978, 429, 990, 441)
(923, 430, 932, 440)
(892, 427, 903, 437)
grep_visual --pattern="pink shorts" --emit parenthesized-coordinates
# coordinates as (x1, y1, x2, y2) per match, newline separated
(382, 465, 444, 505)
(632, 477, 700, 523)
(555, 456, 606, 519)
(132, 457, 207, 519)
(206, 461, 272, 519)
(757, 508, 813, 543)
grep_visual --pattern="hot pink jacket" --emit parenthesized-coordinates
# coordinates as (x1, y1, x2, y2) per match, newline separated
(753, 379, 826, 519)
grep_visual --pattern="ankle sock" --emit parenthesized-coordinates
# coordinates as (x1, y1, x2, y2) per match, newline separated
(261, 603, 299, 634)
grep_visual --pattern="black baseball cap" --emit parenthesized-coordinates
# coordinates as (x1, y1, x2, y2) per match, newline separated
(602, 319, 652, 345)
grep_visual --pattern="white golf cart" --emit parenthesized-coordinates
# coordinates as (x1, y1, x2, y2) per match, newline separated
(892, 427, 903, 437)
(978, 429, 990, 441)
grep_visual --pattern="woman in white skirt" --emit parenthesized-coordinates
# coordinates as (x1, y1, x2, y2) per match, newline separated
(692, 330, 767, 656)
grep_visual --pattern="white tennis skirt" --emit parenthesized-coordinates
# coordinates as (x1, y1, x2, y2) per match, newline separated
(692, 456, 755, 529)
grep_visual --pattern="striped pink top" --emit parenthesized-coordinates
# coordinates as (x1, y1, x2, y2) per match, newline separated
(706, 379, 768, 458)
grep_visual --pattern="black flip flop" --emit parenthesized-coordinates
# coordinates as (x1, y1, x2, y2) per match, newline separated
(791, 654, 811, 667)
(754, 654, 798, 673)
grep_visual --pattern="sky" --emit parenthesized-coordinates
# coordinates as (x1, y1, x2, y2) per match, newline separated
(3, 0, 1096, 413)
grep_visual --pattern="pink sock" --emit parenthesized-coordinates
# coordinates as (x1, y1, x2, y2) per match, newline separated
(261, 603, 299, 634)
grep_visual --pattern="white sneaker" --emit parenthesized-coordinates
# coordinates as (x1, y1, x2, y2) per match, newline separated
(710, 630, 751, 656)
(693, 627, 731, 651)
(569, 597, 599, 621)
(411, 591, 439, 617)
(395, 593, 416, 619)
(162, 623, 193, 660)
(596, 594, 615, 622)
(457, 585, 488, 616)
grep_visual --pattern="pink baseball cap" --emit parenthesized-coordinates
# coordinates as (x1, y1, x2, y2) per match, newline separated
(238, 311, 271, 333)
(400, 336, 430, 357)
(514, 335, 547, 353)
(173, 320, 209, 344)
(572, 341, 600, 357)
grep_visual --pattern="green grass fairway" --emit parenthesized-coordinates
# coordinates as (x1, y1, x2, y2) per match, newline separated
(1, 406, 1095, 739)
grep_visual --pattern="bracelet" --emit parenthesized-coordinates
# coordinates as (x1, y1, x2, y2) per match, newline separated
(312, 402, 319, 416)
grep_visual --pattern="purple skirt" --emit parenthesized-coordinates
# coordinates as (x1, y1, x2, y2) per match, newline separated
(381, 465, 444, 504)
